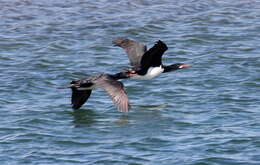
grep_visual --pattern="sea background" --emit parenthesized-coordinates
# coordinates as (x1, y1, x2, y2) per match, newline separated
(0, 0, 260, 164)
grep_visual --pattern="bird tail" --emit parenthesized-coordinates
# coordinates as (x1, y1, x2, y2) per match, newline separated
(57, 85, 74, 89)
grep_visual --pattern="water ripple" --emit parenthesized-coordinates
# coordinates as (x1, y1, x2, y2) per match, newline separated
(1, 0, 260, 164)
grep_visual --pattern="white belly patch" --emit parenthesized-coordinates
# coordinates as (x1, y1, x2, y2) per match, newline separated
(132, 66, 164, 80)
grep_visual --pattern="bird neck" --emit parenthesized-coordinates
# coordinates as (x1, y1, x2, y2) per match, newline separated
(110, 72, 130, 80)
(163, 64, 181, 73)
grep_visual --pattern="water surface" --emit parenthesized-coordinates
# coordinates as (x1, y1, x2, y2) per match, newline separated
(1, 0, 260, 164)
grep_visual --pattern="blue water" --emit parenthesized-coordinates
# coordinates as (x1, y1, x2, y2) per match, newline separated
(1, 0, 260, 164)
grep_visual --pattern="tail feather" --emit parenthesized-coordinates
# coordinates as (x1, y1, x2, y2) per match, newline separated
(57, 85, 75, 89)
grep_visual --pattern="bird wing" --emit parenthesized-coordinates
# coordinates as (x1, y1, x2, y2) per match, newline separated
(95, 76, 130, 112)
(140, 40, 168, 70)
(113, 37, 147, 68)
(71, 89, 92, 110)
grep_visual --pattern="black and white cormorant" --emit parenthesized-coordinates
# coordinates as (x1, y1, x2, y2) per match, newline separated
(58, 73, 130, 112)
(113, 37, 190, 80)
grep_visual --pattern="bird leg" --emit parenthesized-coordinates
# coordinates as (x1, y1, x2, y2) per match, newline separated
(127, 69, 136, 77)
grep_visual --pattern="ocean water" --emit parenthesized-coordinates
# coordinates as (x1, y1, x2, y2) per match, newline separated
(1, 0, 260, 164)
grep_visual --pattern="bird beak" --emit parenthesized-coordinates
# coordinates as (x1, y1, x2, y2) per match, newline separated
(178, 64, 190, 69)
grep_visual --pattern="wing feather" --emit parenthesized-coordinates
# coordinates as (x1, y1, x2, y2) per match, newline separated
(95, 76, 130, 112)
(113, 37, 147, 68)
(140, 40, 168, 70)
(71, 89, 92, 110)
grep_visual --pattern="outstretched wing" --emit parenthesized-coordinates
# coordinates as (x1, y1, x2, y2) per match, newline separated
(95, 76, 130, 112)
(71, 89, 92, 110)
(113, 37, 147, 68)
(140, 40, 168, 70)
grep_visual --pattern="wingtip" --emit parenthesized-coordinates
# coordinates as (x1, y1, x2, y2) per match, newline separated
(112, 37, 127, 45)
(118, 108, 129, 113)
(118, 103, 131, 113)
(156, 40, 168, 50)
(156, 40, 165, 45)
(72, 104, 81, 110)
